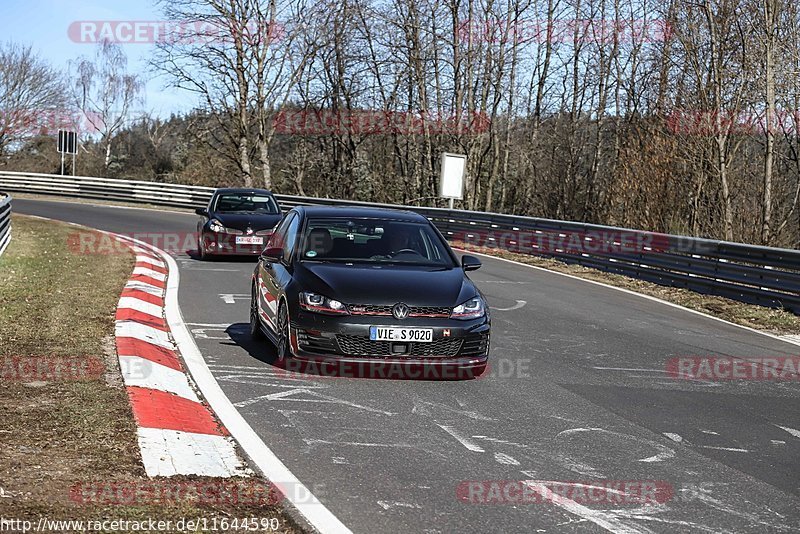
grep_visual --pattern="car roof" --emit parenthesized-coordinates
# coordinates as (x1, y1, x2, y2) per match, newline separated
(214, 187, 275, 195)
(295, 205, 428, 222)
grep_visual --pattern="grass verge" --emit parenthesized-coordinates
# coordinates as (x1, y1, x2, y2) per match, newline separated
(0, 214, 299, 533)
(454, 242, 800, 336)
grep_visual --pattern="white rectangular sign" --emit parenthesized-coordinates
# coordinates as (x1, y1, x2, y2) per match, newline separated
(440, 153, 466, 200)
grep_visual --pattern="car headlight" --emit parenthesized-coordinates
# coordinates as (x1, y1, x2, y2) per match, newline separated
(207, 219, 243, 235)
(208, 219, 226, 233)
(299, 292, 349, 315)
(450, 297, 485, 320)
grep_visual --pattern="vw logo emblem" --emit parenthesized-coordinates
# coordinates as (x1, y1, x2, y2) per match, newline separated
(246, 228, 254, 235)
(392, 303, 410, 320)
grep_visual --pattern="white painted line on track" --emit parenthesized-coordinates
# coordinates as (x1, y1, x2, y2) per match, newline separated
(592, 367, 669, 373)
(523, 481, 648, 534)
(490, 299, 527, 311)
(436, 424, 486, 452)
(220, 293, 249, 304)
(774, 425, 800, 439)
(698, 445, 750, 453)
(132, 238, 353, 534)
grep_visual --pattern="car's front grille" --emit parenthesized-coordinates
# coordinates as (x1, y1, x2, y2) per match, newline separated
(347, 304, 451, 318)
(412, 337, 464, 357)
(336, 335, 463, 357)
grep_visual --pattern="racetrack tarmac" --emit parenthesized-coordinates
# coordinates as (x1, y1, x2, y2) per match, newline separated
(16, 198, 800, 533)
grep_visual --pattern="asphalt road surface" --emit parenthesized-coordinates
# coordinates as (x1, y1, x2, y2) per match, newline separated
(15, 198, 800, 533)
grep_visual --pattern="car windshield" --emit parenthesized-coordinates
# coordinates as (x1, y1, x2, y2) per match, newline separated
(213, 193, 279, 214)
(299, 218, 455, 267)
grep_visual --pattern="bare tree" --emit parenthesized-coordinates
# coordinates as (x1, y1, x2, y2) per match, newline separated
(0, 42, 67, 158)
(759, 0, 780, 243)
(154, 0, 318, 188)
(70, 40, 142, 172)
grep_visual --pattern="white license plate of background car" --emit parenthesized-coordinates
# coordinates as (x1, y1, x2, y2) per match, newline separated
(370, 327, 433, 342)
(235, 236, 264, 245)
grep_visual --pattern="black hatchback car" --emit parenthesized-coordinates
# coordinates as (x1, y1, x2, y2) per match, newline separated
(249, 206, 490, 378)
(196, 188, 282, 258)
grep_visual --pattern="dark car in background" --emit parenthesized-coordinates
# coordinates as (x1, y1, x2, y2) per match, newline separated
(249, 206, 490, 378)
(196, 188, 282, 259)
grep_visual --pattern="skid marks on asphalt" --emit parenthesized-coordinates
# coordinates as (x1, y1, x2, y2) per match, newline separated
(207, 359, 798, 531)
(208, 363, 397, 415)
(413, 407, 798, 533)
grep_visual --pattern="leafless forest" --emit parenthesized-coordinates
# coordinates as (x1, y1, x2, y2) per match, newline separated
(2, 0, 800, 247)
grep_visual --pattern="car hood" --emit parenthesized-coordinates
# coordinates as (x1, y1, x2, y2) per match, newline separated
(296, 262, 478, 306)
(210, 212, 281, 231)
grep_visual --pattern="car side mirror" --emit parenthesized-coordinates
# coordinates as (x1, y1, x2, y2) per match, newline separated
(195, 207, 208, 217)
(461, 255, 482, 271)
(260, 246, 284, 263)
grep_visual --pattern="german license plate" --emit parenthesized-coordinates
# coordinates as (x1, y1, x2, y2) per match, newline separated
(369, 327, 433, 342)
(236, 236, 264, 245)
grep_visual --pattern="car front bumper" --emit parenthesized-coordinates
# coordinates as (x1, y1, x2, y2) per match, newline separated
(283, 311, 490, 378)
(200, 232, 270, 256)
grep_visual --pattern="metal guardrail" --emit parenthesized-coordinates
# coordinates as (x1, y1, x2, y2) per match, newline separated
(1, 170, 799, 313)
(0, 193, 11, 257)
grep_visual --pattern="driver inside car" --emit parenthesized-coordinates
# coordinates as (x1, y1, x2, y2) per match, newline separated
(377, 225, 421, 256)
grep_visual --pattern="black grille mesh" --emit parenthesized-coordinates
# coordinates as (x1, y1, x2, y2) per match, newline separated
(336, 335, 463, 357)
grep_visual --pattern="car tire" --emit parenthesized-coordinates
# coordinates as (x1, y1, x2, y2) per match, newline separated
(249, 285, 265, 340)
(276, 301, 292, 361)
(197, 234, 208, 260)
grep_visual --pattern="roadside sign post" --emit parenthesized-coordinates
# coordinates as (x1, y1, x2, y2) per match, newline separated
(57, 130, 78, 176)
(439, 152, 467, 209)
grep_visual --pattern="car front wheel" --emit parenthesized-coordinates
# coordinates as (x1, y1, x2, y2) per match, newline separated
(276, 301, 292, 361)
(197, 233, 208, 260)
(249, 285, 265, 340)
